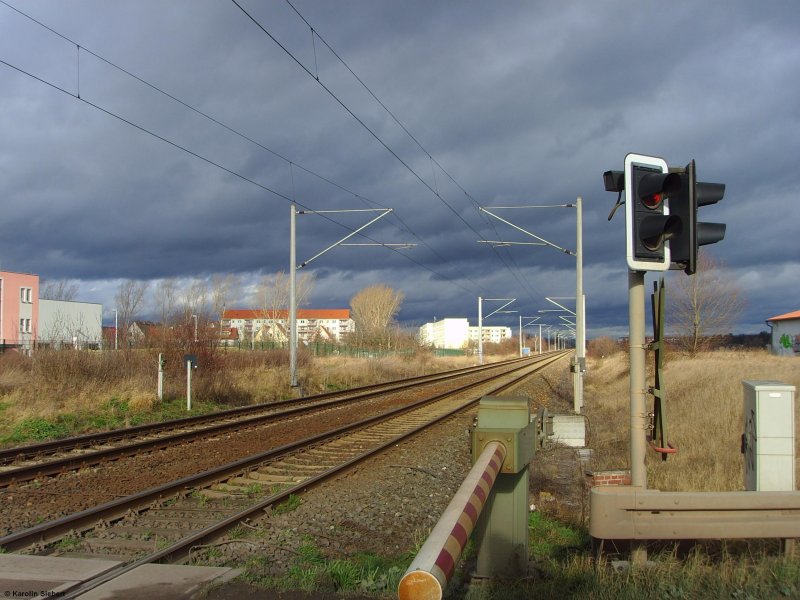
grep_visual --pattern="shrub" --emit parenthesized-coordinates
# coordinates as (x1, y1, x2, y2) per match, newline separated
(587, 336, 620, 358)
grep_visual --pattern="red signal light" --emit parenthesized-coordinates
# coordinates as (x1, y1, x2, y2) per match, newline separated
(642, 193, 662, 208)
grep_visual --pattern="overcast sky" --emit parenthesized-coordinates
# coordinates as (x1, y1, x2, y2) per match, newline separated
(1, 1, 798, 337)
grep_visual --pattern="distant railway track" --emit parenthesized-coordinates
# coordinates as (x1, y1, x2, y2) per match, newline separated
(0, 355, 535, 488)
(0, 351, 569, 598)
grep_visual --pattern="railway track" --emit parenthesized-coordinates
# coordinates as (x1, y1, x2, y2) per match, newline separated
(0, 351, 568, 598)
(0, 356, 534, 488)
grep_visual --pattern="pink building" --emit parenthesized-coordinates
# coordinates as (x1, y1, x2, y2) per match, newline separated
(0, 270, 39, 351)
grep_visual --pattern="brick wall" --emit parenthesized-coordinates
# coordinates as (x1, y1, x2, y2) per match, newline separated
(590, 469, 631, 487)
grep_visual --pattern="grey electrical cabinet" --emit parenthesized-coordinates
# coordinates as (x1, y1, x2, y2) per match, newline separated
(742, 381, 796, 491)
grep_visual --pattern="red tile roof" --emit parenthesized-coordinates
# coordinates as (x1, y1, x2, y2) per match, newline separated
(767, 310, 800, 322)
(223, 308, 350, 320)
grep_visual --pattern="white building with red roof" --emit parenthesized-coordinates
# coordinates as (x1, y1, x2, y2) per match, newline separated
(766, 310, 800, 355)
(221, 308, 354, 344)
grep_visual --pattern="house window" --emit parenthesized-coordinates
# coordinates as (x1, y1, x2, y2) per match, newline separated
(20, 319, 25, 333)
(25, 319, 31, 333)
(20, 287, 32, 303)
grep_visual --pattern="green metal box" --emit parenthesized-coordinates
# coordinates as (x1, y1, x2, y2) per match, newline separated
(472, 395, 536, 474)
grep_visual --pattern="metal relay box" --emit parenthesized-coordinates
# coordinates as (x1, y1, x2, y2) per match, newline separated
(472, 395, 536, 473)
(742, 380, 796, 491)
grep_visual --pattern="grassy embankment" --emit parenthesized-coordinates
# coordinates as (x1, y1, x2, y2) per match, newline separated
(586, 348, 800, 491)
(0, 347, 479, 445)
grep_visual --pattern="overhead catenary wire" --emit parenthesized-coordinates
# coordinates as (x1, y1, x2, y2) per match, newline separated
(0, 1, 546, 310)
(281, 0, 547, 305)
(0, 1, 482, 297)
(3, 0, 543, 309)
(0, 2, 488, 296)
(232, 0, 544, 305)
(0, 55, 476, 295)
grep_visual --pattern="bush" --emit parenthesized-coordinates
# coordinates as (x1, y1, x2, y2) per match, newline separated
(4, 417, 71, 443)
(587, 336, 619, 358)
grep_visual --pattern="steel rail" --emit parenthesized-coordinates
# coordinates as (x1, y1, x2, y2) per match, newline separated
(0, 352, 567, 554)
(0, 357, 539, 487)
(0, 356, 531, 465)
(53, 352, 569, 599)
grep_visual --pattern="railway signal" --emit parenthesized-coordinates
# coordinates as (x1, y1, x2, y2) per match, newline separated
(666, 159, 726, 275)
(623, 153, 682, 272)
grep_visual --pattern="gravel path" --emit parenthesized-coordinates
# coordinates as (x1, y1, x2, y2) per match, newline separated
(202, 355, 579, 590)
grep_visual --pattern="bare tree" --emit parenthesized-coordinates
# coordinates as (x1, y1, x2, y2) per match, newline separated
(350, 284, 404, 349)
(153, 278, 178, 336)
(40, 279, 79, 301)
(669, 251, 744, 356)
(181, 279, 208, 322)
(115, 279, 149, 342)
(256, 271, 316, 317)
(210, 273, 242, 322)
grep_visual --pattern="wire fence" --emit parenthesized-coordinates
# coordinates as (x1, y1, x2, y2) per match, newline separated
(0, 338, 467, 358)
(0, 338, 105, 352)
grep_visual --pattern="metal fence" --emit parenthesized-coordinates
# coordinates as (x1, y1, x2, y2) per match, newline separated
(0, 338, 105, 353)
(0, 338, 467, 358)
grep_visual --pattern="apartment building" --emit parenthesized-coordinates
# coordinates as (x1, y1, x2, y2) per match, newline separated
(222, 308, 354, 344)
(418, 318, 470, 350)
(0, 270, 39, 352)
(468, 325, 513, 344)
(39, 299, 103, 348)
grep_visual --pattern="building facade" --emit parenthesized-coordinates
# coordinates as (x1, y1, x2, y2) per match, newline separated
(0, 270, 39, 352)
(767, 310, 800, 355)
(418, 318, 470, 349)
(468, 325, 513, 345)
(222, 309, 354, 344)
(39, 299, 103, 349)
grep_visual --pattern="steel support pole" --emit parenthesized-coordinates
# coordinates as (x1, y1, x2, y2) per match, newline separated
(518, 315, 523, 357)
(574, 196, 585, 413)
(538, 323, 542, 354)
(289, 203, 298, 388)
(629, 269, 648, 489)
(477, 297, 484, 365)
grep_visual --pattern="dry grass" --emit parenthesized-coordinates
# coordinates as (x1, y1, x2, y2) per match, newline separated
(0, 347, 500, 444)
(585, 348, 800, 491)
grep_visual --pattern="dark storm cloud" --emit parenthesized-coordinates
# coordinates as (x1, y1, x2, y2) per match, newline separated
(0, 0, 798, 335)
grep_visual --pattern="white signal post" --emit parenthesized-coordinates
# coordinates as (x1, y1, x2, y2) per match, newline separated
(186, 359, 192, 411)
(112, 309, 118, 350)
(157, 353, 164, 401)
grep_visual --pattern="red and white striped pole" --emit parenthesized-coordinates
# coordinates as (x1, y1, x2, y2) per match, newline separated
(398, 441, 506, 600)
